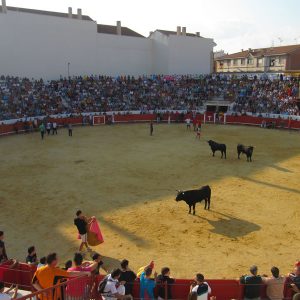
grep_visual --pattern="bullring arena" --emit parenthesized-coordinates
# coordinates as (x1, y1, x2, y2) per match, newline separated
(1, 116, 300, 280)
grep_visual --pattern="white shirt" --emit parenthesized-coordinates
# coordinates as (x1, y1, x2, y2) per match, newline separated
(53, 122, 57, 128)
(46, 123, 51, 129)
(0, 293, 11, 300)
(186, 118, 191, 124)
(192, 282, 211, 300)
(102, 275, 118, 300)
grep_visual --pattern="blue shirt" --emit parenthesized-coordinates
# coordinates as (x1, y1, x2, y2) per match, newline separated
(140, 271, 156, 300)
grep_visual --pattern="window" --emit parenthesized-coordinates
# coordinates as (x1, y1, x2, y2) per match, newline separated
(270, 58, 276, 67)
(241, 59, 245, 65)
(233, 59, 238, 66)
(257, 58, 263, 66)
(279, 56, 285, 65)
(247, 58, 253, 65)
(226, 60, 231, 66)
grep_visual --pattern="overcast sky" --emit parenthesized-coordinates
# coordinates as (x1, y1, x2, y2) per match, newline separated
(5, 0, 300, 53)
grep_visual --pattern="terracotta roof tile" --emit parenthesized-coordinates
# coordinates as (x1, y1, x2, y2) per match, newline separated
(216, 44, 300, 60)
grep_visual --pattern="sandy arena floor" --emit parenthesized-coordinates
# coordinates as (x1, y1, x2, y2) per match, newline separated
(0, 124, 300, 279)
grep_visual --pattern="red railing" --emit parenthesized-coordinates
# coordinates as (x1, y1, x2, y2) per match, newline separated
(14, 273, 295, 300)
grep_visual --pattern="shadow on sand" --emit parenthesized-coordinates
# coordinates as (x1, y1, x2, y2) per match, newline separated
(196, 210, 261, 239)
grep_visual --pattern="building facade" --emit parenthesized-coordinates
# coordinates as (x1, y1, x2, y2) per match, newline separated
(0, 1, 216, 79)
(215, 45, 300, 73)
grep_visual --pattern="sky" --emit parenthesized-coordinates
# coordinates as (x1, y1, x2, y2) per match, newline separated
(5, 0, 300, 53)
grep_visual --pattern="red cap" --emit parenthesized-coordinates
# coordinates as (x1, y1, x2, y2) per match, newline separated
(149, 261, 154, 269)
(295, 261, 300, 267)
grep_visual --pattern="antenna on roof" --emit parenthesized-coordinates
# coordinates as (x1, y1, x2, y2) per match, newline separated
(278, 37, 283, 45)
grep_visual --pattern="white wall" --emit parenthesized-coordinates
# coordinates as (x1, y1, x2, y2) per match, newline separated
(168, 36, 215, 74)
(0, 9, 215, 79)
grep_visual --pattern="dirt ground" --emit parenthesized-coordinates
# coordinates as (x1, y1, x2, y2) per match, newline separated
(0, 124, 300, 279)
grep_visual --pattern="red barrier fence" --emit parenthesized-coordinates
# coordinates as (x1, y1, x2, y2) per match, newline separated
(14, 274, 295, 300)
(1, 113, 300, 137)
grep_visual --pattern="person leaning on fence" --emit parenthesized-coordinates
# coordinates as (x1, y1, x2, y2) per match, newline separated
(119, 259, 137, 296)
(32, 252, 89, 292)
(240, 265, 263, 300)
(188, 273, 211, 300)
(262, 266, 285, 300)
(140, 267, 157, 300)
(99, 268, 132, 300)
(0, 282, 18, 300)
(157, 267, 175, 300)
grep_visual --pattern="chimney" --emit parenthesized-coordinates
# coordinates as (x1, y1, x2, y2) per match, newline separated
(77, 8, 82, 20)
(116, 21, 121, 35)
(176, 26, 181, 36)
(2, 0, 7, 13)
(196, 32, 200, 37)
(241, 49, 244, 52)
(182, 27, 186, 36)
(68, 7, 72, 18)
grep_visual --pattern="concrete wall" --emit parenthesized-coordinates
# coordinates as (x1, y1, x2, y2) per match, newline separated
(0, 9, 215, 78)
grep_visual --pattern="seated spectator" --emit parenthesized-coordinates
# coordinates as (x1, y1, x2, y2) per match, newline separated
(37, 256, 46, 269)
(63, 260, 72, 270)
(140, 267, 157, 300)
(119, 259, 137, 296)
(157, 267, 175, 300)
(0, 282, 18, 300)
(91, 253, 108, 275)
(32, 252, 88, 292)
(68, 252, 98, 272)
(240, 265, 263, 300)
(26, 246, 38, 265)
(262, 266, 285, 300)
(101, 268, 132, 300)
(189, 273, 211, 300)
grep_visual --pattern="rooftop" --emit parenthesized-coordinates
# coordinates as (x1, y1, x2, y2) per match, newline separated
(216, 44, 300, 60)
(97, 24, 145, 38)
(0, 5, 93, 21)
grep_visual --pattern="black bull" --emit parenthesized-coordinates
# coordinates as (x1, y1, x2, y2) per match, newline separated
(237, 144, 254, 162)
(207, 140, 226, 159)
(176, 185, 211, 215)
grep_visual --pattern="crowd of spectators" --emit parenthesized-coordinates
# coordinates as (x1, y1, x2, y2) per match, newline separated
(1, 229, 300, 300)
(0, 74, 299, 121)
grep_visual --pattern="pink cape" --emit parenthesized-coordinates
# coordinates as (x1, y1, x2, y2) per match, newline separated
(89, 219, 104, 243)
(77, 218, 104, 244)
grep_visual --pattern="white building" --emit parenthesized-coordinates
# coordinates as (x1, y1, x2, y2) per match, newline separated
(0, 1, 216, 79)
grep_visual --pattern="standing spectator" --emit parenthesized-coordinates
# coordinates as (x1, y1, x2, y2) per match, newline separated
(39, 123, 45, 140)
(26, 246, 38, 265)
(140, 267, 157, 300)
(262, 267, 285, 300)
(119, 259, 137, 296)
(240, 265, 263, 300)
(68, 252, 98, 272)
(46, 122, 51, 135)
(74, 210, 92, 252)
(91, 253, 108, 275)
(150, 121, 153, 136)
(0, 232, 8, 263)
(68, 123, 73, 137)
(0, 282, 18, 300)
(32, 252, 87, 292)
(189, 273, 211, 300)
(37, 256, 46, 269)
(52, 122, 57, 135)
(186, 118, 191, 130)
(101, 268, 131, 300)
(63, 260, 72, 270)
(157, 267, 175, 300)
(289, 266, 300, 297)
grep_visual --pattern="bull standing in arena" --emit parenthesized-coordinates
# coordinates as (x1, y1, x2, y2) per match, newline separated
(176, 186, 211, 215)
(207, 140, 226, 159)
(237, 144, 254, 162)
